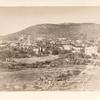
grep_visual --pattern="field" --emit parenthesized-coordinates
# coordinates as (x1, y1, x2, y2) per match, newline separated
(0, 55, 88, 91)
(0, 66, 86, 91)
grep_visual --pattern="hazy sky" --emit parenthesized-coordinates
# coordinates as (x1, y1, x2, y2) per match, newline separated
(0, 7, 100, 35)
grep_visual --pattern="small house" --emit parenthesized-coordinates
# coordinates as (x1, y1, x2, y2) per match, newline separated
(85, 46, 98, 56)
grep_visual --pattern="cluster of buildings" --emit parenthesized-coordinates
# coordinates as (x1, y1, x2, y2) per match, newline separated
(0, 35, 99, 57)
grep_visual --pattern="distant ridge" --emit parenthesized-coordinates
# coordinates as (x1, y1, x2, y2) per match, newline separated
(1, 23, 100, 41)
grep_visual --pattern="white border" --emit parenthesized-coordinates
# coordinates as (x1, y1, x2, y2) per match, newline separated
(0, 0, 100, 100)
(0, 91, 100, 100)
(0, 1, 100, 6)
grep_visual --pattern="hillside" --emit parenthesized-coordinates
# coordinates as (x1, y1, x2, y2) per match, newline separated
(1, 23, 100, 41)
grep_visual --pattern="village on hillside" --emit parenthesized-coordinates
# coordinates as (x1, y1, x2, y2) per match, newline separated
(1, 6, 100, 91)
(0, 34, 100, 90)
(0, 34, 100, 69)
(0, 35, 99, 58)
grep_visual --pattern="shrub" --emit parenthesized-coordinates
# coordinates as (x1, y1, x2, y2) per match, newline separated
(56, 72, 72, 81)
(73, 70, 81, 76)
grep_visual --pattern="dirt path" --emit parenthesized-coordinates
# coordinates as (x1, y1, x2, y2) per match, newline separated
(68, 64, 100, 91)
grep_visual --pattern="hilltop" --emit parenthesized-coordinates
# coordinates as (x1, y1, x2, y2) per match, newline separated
(1, 23, 100, 41)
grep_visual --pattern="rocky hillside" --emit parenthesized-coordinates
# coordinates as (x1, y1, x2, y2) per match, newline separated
(1, 23, 100, 41)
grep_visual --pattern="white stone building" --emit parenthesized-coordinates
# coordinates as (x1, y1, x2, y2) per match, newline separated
(85, 46, 98, 56)
(63, 45, 72, 50)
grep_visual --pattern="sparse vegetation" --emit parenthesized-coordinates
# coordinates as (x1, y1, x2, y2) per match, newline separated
(0, 23, 99, 90)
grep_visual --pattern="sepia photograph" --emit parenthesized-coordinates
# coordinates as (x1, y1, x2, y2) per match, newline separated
(0, 7, 100, 91)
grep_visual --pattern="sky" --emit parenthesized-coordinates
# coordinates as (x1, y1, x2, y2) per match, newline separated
(0, 7, 100, 35)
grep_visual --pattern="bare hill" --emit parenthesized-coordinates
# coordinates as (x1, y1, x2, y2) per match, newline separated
(1, 23, 100, 41)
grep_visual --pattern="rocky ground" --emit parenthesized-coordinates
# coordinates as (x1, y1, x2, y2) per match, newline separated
(0, 57, 99, 91)
(66, 62, 100, 91)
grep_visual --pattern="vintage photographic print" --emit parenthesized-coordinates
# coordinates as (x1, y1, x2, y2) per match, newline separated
(0, 7, 100, 91)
